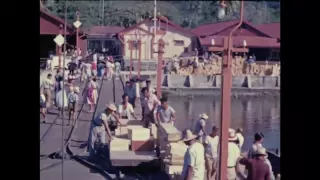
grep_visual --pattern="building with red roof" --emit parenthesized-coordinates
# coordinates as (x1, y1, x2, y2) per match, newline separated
(192, 20, 280, 61)
(85, 26, 124, 55)
(40, 5, 87, 58)
(117, 16, 198, 60)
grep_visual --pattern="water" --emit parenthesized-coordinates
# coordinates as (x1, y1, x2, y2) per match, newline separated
(168, 97, 280, 151)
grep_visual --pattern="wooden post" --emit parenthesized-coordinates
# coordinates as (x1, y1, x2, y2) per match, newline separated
(156, 39, 165, 98)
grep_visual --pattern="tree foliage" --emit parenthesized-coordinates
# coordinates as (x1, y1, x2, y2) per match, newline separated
(43, 0, 280, 28)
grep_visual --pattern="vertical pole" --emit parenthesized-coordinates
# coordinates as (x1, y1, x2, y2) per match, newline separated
(138, 40, 142, 79)
(152, 0, 157, 59)
(156, 39, 163, 98)
(61, 1, 67, 180)
(58, 25, 63, 69)
(76, 11, 80, 56)
(218, 2, 244, 180)
(218, 38, 231, 180)
(129, 41, 133, 79)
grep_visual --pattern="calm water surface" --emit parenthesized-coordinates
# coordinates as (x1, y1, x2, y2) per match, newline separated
(168, 97, 280, 151)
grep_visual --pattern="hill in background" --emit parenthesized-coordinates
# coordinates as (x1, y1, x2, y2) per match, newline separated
(43, 0, 280, 28)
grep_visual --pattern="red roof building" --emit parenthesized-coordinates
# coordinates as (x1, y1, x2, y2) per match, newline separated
(85, 26, 124, 56)
(40, 7, 87, 58)
(193, 20, 280, 61)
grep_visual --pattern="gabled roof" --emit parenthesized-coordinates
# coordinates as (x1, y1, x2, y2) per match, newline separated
(40, 8, 86, 36)
(254, 23, 280, 39)
(86, 26, 124, 35)
(192, 20, 274, 38)
(118, 17, 196, 37)
(40, 8, 73, 30)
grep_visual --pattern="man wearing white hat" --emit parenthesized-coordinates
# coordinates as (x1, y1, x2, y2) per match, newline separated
(87, 103, 123, 158)
(194, 113, 209, 143)
(181, 129, 205, 180)
(227, 128, 241, 180)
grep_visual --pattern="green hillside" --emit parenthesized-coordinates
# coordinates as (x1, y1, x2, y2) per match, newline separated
(43, 0, 280, 28)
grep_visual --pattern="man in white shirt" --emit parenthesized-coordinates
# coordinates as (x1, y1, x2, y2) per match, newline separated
(227, 129, 241, 180)
(181, 129, 205, 180)
(140, 87, 160, 128)
(236, 128, 244, 150)
(248, 132, 264, 158)
(204, 126, 219, 180)
(194, 113, 209, 143)
(41, 74, 54, 110)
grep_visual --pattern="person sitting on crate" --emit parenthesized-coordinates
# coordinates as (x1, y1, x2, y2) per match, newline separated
(87, 103, 123, 159)
(117, 94, 137, 121)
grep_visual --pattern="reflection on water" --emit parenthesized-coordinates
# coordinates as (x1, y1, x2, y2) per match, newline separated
(168, 97, 280, 151)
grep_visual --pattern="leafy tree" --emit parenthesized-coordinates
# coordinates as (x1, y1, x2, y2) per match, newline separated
(42, 0, 280, 28)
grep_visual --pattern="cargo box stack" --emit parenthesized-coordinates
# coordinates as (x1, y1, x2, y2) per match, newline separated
(158, 123, 187, 180)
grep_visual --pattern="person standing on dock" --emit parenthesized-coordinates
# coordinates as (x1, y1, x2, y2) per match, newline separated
(203, 126, 219, 180)
(68, 86, 79, 126)
(238, 147, 271, 180)
(87, 77, 99, 112)
(106, 58, 115, 81)
(54, 69, 63, 94)
(41, 73, 54, 111)
(227, 129, 241, 180)
(236, 128, 244, 150)
(181, 129, 205, 180)
(141, 87, 160, 128)
(55, 82, 68, 116)
(40, 89, 47, 123)
(248, 132, 264, 159)
(118, 94, 137, 121)
(156, 97, 176, 125)
(146, 80, 156, 94)
(124, 80, 137, 108)
(194, 113, 209, 143)
(87, 103, 119, 158)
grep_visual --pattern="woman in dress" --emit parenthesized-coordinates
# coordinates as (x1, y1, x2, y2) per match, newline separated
(92, 58, 98, 77)
(106, 58, 115, 80)
(55, 81, 69, 116)
(118, 94, 137, 121)
(87, 77, 99, 112)
(40, 89, 47, 123)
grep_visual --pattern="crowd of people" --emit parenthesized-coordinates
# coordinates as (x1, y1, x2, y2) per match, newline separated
(86, 77, 277, 180)
(40, 48, 121, 126)
(42, 48, 276, 179)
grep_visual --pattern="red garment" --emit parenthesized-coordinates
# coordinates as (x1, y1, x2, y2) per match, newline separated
(92, 62, 97, 70)
(239, 158, 271, 180)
